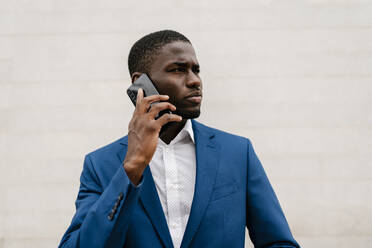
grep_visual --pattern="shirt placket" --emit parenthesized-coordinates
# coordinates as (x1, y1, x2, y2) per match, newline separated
(164, 145, 182, 248)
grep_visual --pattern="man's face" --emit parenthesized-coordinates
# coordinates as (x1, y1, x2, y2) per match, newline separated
(148, 41, 202, 119)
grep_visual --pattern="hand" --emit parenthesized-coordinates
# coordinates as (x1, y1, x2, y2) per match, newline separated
(123, 88, 182, 185)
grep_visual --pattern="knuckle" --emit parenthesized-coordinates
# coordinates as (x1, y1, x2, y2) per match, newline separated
(147, 123, 157, 132)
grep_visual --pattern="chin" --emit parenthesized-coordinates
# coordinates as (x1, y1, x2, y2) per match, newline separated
(180, 110, 201, 119)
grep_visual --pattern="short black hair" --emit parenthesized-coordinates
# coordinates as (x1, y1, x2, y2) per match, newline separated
(128, 30, 191, 76)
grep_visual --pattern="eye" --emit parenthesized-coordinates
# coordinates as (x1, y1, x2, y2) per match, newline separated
(192, 67, 200, 74)
(170, 67, 186, 73)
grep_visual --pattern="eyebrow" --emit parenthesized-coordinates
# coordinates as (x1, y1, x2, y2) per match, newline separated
(172, 62, 200, 69)
(173, 62, 188, 67)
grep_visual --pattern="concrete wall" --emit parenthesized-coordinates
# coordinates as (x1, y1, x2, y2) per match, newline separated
(1, 0, 371, 247)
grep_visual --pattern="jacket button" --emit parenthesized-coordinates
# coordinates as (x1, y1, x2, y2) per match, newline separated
(108, 212, 114, 221)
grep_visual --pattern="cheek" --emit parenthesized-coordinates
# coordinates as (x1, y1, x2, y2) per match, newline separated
(151, 77, 185, 103)
(158, 84, 184, 102)
(169, 94, 184, 107)
(155, 79, 176, 94)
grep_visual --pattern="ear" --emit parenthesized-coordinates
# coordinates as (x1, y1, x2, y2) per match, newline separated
(131, 72, 142, 83)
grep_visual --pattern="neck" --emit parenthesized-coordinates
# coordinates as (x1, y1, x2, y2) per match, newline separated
(159, 119, 188, 145)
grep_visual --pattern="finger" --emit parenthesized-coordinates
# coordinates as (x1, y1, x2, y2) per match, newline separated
(144, 94, 170, 105)
(135, 88, 143, 108)
(148, 102, 176, 118)
(156, 113, 183, 127)
(137, 94, 169, 113)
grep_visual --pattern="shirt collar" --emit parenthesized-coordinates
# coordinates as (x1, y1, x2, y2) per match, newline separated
(158, 119, 195, 146)
(183, 119, 195, 143)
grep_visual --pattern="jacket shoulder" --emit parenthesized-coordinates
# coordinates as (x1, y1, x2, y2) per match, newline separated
(86, 135, 128, 160)
(192, 120, 250, 146)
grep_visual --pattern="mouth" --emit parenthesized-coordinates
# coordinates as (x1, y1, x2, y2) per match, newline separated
(185, 91, 202, 104)
(185, 95, 202, 104)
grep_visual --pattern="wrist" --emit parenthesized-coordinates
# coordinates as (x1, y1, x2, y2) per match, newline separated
(124, 162, 145, 186)
(124, 155, 147, 168)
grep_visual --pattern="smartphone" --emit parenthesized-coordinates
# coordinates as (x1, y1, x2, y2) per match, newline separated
(127, 73, 171, 118)
(127, 74, 159, 105)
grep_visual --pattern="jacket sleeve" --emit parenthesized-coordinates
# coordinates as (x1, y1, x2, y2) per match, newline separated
(245, 139, 300, 248)
(58, 154, 143, 248)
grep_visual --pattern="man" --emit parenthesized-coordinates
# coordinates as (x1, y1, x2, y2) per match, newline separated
(59, 30, 300, 248)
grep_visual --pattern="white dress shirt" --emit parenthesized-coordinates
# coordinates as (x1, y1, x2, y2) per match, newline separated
(149, 119, 196, 248)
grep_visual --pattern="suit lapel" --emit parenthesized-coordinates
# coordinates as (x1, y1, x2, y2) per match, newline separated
(180, 120, 220, 248)
(117, 138, 173, 248)
(140, 167, 174, 248)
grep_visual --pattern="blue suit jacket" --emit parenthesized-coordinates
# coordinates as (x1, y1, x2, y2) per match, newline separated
(59, 120, 300, 248)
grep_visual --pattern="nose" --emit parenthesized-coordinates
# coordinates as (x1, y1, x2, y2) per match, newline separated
(186, 71, 202, 89)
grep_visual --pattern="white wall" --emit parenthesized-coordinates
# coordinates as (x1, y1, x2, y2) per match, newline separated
(1, 0, 371, 247)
